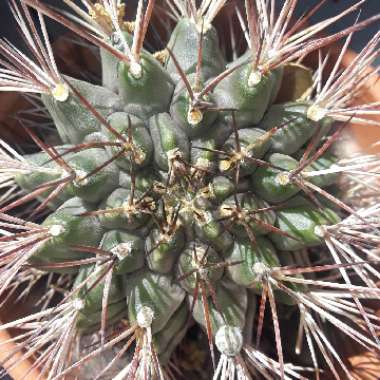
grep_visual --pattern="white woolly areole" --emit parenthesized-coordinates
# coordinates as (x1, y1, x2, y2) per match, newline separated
(136, 305, 154, 328)
(195, 20, 212, 34)
(73, 170, 89, 187)
(248, 71, 262, 88)
(49, 224, 65, 237)
(129, 61, 143, 79)
(314, 225, 326, 238)
(195, 157, 210, 169)
(192, 245, 207, 264)
(252, 262, 268, 277)
(215, 325, 243, 356)
(219, 204, 234, 218)
(187, 107, 203, 125)
(72, 299, 85, 311)
(167, 148, 181, 161)
(307, 104, 327, 122)
(52, 83, 70, 102)
(275, 172, 291, 186)
(219, 159, 231, 172)
(111, 242, 133, 259)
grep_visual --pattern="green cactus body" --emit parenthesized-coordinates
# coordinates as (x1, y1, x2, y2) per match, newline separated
(192, 279, 248, 332)
(146, 227, 185, 273)
(149, 112, 190, 171)
(2, 1, 378, 378)
(126, 270, 186, 334)
(29, 198, 103, 271)
(222, 128, 272, 175)
(301, 150, 339, 188)
(214, 63, 283, 128)
(226, 237, 279, 288)
(271, 200, 341, 250)
(153, 301, 189, 363)
(194, 211, 234, 252)
(66, 148, 120, 203)
(251, 153, 301, 203)
(260, 102, 333, 155)
(221, 193, 277, 237)
(14, 147, 72, 207)
(104, 112, 153, 170)
(76, 265, 126, 331)
(170, 74, 218, 137)
(166, 18, 225, 81)
(119, 53, 175, 119)
(177, 243, 224, 294)
(42, 77, 122, 144)
(100, 230, 145, 274)
(101, 31, 134, 91)
(98, 187, 151, 230)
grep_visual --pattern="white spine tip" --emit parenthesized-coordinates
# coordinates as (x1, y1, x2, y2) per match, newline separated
(129, 61, 143, 79)
(215, 325, 243, 356)
(136, 305, 154, 328)
(267, 49, 277, 60)
(49, 224, 65, 237)
(52, 83, 70, 102)
(307, 105, 327, 122)
(248, 71, 262, 88)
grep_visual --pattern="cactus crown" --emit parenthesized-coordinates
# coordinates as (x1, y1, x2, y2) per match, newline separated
(0, 1, 380, 379)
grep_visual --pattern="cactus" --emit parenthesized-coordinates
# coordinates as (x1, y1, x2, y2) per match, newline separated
(0, 1, 380, 379)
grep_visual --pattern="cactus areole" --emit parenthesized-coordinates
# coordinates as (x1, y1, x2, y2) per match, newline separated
(1, 1, 380, 379)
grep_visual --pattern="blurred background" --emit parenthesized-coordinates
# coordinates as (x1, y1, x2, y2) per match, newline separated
(0, 0, 380, 51)
(0, 0, 379, 60)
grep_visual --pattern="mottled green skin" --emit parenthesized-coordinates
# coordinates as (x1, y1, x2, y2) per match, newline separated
(42, 77, 122, 144)
(226, 237, 279, 288)
(260, 102, 333, 155)
(214, 64, 283, 128)
(170, 74, 218, 138)
(166, 19, 225, 81)
(271, 202, 340, 251)
(119, 53, 175, 119)
(76, 265, 126, 331)
(223, 128, 272, 175)
(126, 270, 186, 334)
(251, 153, 301, 203)
(15, 15, 341, 364)
(100, 230, 145, 274)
